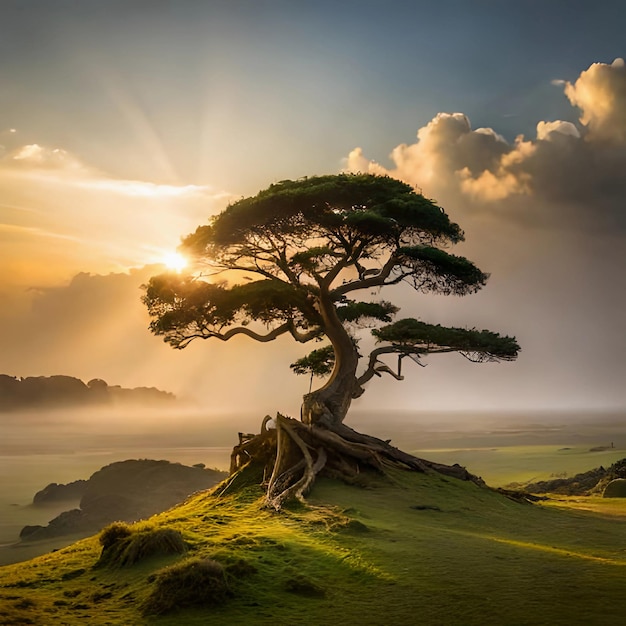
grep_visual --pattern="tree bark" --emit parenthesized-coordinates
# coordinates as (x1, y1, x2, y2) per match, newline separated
(300, 292, 361, 427)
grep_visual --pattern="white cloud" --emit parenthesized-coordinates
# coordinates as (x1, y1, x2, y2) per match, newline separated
(2, 142, 227, 201)
(345, 59, 626, 230)
(9, 143, 86, 171)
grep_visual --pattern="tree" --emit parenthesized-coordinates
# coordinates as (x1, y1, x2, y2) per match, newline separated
(143, 174, 519, 507)
(290, 345, 335, 392)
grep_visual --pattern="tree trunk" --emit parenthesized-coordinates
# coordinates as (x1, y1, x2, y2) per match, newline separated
(300, 292, 361, 428)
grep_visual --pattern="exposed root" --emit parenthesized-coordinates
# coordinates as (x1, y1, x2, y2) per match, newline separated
(265, 416, 328, 510)
(228, 413, 485, 510)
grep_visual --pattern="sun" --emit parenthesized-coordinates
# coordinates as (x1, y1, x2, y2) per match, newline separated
(161, 251, 188, 272)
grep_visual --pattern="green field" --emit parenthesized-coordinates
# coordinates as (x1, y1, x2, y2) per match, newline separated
(1, 460, 626, 625)
(411, 444, 626, 487)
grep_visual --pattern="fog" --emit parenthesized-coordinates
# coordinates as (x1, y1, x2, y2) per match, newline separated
(1, 216, 624, 419)
(3, 402, 624, 562)
(4, 405, 626, 462)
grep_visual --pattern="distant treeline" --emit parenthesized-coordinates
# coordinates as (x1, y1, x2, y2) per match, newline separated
(0, 375, 175, 411)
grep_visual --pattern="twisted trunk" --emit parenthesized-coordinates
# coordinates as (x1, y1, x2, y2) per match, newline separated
(300, 292, 361, 427)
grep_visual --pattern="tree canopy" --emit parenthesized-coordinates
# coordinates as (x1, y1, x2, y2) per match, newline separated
(144, 173, 518, 425)
(143, 173, 519, 507)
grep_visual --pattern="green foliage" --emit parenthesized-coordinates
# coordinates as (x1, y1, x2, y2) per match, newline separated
(290, 345, 335, 378)
(397, 245, 488, 295)
(143, 274, 318, 348)
(186, 174, 463, 248)
(291, 246, 341, 271)
(143, 173, 519, 411)
(143, 277, 238, 339)
(336, 300, 398, 324)
(373, 318, 520, 361)
(229, 280, 314, 323)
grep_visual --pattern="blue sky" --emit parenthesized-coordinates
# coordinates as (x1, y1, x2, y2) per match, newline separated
(1, 1, 625, 413)
(2, 0, 624, 189)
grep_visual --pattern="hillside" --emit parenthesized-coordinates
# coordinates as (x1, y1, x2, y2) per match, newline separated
(1, 464, 626, 625)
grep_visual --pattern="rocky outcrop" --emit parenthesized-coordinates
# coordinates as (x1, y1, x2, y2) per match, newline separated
(20, 509, 90, 540)
(522, 458, 626, 496)
(33, 480, 88, 505)
(20, 459, 227, 542)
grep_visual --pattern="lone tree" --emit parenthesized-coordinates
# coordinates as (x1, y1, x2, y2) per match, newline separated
(143, 174, 519, 508)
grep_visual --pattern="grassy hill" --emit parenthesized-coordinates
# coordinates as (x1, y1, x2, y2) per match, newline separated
(1, 464, 626, 625)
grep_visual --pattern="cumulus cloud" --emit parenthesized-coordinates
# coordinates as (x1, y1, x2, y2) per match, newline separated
(564, 57, 626, 142)
(345, 59, 626, 230)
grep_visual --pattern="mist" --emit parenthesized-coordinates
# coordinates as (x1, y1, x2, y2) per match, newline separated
(1, 233, 624, 417)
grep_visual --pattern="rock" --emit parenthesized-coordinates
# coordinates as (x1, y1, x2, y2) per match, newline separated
(20, 509, 97, 542)
(523, 458, 626, 496)
(20, 459, 228, 542)
(20, 525, 45, 539)
(33, 480, 88, 506)
(603, 478, 626, 498)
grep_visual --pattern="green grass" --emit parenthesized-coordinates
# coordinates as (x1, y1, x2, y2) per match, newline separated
(1, 466, 626, 625)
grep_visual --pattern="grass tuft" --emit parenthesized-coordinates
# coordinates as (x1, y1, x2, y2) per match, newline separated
(96, 526, 187, 568)
(98, 522, 133, 549)
(142, 557, 231, 615)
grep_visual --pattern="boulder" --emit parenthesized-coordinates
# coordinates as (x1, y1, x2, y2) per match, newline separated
(603, 478, 626, 498)
(20, 459, 227, 542)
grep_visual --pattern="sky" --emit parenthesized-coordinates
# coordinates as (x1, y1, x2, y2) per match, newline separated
(1, 0, 625, 417)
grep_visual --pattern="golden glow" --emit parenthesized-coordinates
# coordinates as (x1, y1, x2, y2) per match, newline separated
(161, 251, 188, 272)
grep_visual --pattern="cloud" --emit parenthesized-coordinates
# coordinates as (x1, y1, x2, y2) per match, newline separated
(345, 59, 626, 230)
(0, 267, 309, 415)
(10, 143, 85, 170)
(0, 141, 223, 200)
(342, 59, 626, 411)
(75, 178, 213, 199)
(564, 57, 626, 142)
(0, 139, 233, 292)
